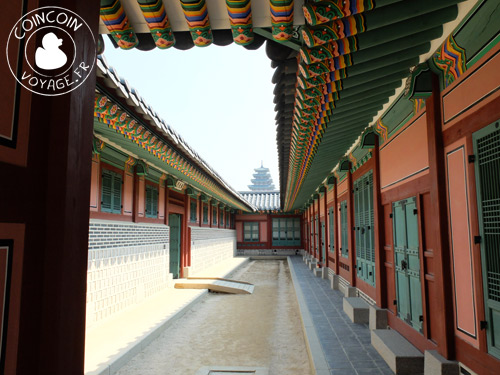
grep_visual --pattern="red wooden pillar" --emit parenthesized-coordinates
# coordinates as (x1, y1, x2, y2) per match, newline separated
(333, 179, 340, 275)
(209, 201, 213, 228)
(303, 210, 308, 253)
(165, 187, 170, 225)
(425, 74, 455, 359)
(199, 196, 202, 227)
(182, 193, 189, 277)
(0, 1, 100, 373)
(309, 205, 313, 255)
(373, 137, 387, 307)
(312, 199, 317, 259)
(346, 169, 356, 286)
(267, 215, 272, 249)
(323, 186, 329, 268)
(317, 196, 322, 263)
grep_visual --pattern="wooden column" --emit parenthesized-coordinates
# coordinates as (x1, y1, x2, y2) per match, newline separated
(182, 193, 189, 277)
(165, 187, 170, 225)
(333, 179, 340, 275)
(317, 197, 322, 263)
(323, 187, 329, 268)
(346, 170, 356, 286)
(199, 196, 202, 227)
(209, 201, 213, 228)
(312, 200, 317, 259)
(0, 1, 100, 373)
(304, 210, 309, 253)
(373, 137, 387, 307)
(426, 74, 455, 359)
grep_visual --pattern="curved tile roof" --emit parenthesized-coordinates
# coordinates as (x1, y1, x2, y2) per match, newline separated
(95, 54, 256, 212)
(239, 191, 280, 211)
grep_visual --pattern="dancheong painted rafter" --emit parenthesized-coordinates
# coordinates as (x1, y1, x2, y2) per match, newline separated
(98, 0, 478, 213)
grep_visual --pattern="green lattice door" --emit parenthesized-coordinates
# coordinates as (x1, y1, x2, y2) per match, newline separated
(329, 207, 335, 253)
(169, 214, 181, 279)
(272, 218, 301, 246)
(354, 171, 375, 285)
(340, 201, 348, 258)
(473, 122, 500, 358)
(321, 221, 326, 262)
(392, 197, 423, 332)
(315, 216, 319, 254)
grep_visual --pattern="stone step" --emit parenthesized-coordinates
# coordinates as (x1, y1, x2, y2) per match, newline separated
(371, 329, 424, 375)
(343, 297, 369, 323)
(424, 350, 459, 375)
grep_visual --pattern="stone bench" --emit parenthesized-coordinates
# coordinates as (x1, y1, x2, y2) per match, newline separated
(371, 329, 424, 374)
(312, 267, 322, 277)
(424, 350, 459, 375)
(308, 259, 318, 270)
(343, 297, 369, 324)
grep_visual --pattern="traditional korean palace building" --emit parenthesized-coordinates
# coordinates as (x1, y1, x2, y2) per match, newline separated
(1, 0, 500, 374)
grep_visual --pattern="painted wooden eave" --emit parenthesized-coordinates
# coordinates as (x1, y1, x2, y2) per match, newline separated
(95, 55, 257, 212)
(99, 0, 305, 50)
(276, 0, 480, 211)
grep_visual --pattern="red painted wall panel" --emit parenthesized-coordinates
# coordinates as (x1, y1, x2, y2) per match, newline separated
(123, 172, 134, 216)
(445, 141, 478, 345)
(443, 49, 500, 125)
(89, 159, 100, 212)
(380, 114, 429, 191)
(260, 221, 268, 242)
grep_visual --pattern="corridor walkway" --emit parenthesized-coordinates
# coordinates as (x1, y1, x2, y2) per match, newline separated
(288, 256, 394, 375)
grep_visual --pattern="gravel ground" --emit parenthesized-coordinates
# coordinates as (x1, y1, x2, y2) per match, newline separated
(114, 259, 311, 375)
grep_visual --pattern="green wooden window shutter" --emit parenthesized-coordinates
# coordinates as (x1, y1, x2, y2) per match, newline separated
(203, 204, 208, 224)
(190, 200, 197, 222)
(329, 207, 335, 252)
(473, 122, 500, 357)
(243, 222, 259, 242)
(101, 169, 122, 214)
(145, 185, 158, 218)
(354, 171, 375, 285)
(213, 207, 217, 225)
(220, 210, 224, 226)
(271, 218, 301, 246)
(392, 197, 422, 332)
(340, 201, 348, 258)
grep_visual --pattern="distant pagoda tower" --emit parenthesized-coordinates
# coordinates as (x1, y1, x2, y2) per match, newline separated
(248, 162, 276, 191)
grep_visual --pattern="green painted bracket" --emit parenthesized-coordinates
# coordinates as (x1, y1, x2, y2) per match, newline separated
(404, 62, 433, 100)
(254, 27, 302, 51)
(135, 160, 149, 176)
(186, 187, 198, 197)
(360, 130, 379, 149)
(339, 158, 351, 172)
(166, 177, 176, 188)
(327, 175, 336, 186)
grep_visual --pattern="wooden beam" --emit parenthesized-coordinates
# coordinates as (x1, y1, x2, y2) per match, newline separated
(425, 73, 455, 359)
(373, 137, 386, 307)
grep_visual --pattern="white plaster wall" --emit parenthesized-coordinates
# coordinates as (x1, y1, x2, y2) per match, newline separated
(86, 219, 170, 328)
(189, 227, 236, 276)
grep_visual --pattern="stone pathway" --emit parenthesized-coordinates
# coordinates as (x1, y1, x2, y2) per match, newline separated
(289, 256, 394, 375)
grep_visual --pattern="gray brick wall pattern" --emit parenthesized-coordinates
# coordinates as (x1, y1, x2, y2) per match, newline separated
(190, 227, 236, 241)
(189, 227, 236, 275)
(88, 220, 169, 249)
(87, 220, 170, 328)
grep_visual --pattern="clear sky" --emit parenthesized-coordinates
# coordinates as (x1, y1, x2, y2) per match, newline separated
(102, 38, 280, 192)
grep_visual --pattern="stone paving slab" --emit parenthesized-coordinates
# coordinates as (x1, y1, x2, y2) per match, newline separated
(84, 257, 250, 375)
(288, 256, 394, 375)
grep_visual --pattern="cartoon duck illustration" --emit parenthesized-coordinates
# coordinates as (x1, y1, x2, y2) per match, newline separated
(35, 32, 67, 70)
